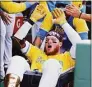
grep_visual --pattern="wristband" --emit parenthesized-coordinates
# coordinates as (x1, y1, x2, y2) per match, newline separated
(79, 12, 82, 18)
(28, 19, 35, 25)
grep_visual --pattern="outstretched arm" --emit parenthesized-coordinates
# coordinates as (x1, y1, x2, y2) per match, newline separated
(14, 4, 46, 40)
(52, 8, 82, 58)
(0, 1, 33, 13)
(13, 4, 46, 53)
(65, 5, 91, 22)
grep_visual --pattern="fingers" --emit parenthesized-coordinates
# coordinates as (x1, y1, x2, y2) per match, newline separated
(65, 4, 81, 17)
(65, 4, 75, 10)
(35, 4, 46, 15)
(30, 4, 46, 22)
(65, 9, 73, 16)
(3, 16, 11, 25)
(51, 8, 66, 25)
(52, 8, 60, 18)
(2, 12, 12, 25)
(5, 15, 12, 25)
(38, 5, 46, 17)
(65, 5, 75, 15)
(52, 8, 63, 18)
(36, 4, 43, 11)
(7, 15, 12, 23)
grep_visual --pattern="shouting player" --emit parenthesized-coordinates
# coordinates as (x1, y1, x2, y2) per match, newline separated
(4, 6, 82, 87)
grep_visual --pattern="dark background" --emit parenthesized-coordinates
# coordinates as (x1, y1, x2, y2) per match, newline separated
(86, 1, 91, 39)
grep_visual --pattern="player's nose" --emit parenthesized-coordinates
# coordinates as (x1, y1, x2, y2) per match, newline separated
(48, 39, 52, 44)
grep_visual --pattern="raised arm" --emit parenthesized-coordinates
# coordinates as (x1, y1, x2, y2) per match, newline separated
(65, 5, 91, 22)
(0, 1, 33, 13)
(13, 4, 46, 52)
(52, 8, 82, 58)
(14, 4, 46, 40)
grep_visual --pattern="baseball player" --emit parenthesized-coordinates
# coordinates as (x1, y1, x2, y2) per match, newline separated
(0, 0, 36, 81)
(4, 7, 82, 87)
(33, 1, 89, 52)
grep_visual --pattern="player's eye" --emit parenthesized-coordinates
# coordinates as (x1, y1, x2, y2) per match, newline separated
(53, 41, 57, 43)
(45, 40, 48, 43)
(52, 39, 57, 43)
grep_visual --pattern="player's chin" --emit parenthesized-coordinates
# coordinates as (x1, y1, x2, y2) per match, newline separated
(46, 52, 54, 55)
(45, 49, 58, 55)
(44, 47, 59, 55)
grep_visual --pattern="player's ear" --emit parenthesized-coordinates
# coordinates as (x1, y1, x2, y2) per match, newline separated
(59, 42, 62, 47)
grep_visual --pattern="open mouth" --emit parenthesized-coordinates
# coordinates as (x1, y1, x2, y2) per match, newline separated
(48, 45, 52, 48)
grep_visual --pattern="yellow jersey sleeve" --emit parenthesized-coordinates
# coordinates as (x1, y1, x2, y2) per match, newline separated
(40, 12, 53, 32)
(62, 52, 75, 72)
(25, 44, 47, 72)
(26, 44, 41, 61)
(73, 18, 89, 33)
(1, 1, 28, 13)
(40, 1, 53, 32)
(26, 44, 47, 62)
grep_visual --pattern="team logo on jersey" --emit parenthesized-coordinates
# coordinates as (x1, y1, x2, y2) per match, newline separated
(36, 56, 45, 64)
(59, 60, 63, 66)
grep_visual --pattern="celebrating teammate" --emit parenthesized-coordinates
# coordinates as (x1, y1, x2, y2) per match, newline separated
(4, 6, 82, 87)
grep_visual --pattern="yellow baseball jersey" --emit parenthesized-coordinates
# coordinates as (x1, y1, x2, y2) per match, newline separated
(26, 44, 75, 73)
(73, 18, 89, 33)
(0, 0, 27, 13)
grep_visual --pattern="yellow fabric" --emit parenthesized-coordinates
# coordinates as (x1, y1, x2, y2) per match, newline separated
(0, 0, 26, 13)
(52, 8, 67, 25)
(26, 45, 47, 72)
(73, 18, 89, 33)
(39, 1, 49, 13)
(40, 12, 53, 32)
(26, 45, 75, 73)
(72, 0, 82, 8)
(39, 1, 53, 32)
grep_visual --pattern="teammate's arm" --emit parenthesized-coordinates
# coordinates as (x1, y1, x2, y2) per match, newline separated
(1, 1, 33, 13)
(0, 9, 12, 25)
(14, 4, 46, 40)
(33, 1, 54, 47)
(33, 12, 53, 48)
(52, 8, 82, 58)
(79, 13, 91, 22)
(13, 4, 46, 50)
(65, 4, 91, 22)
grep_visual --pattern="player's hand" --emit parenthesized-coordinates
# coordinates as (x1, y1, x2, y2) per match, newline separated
(30, 4, 46, 22)
(52, 8, 67, 25)
(65, 4, 81, 18)
(1, 11, 12, 25)
(12, 36, 26, 49)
